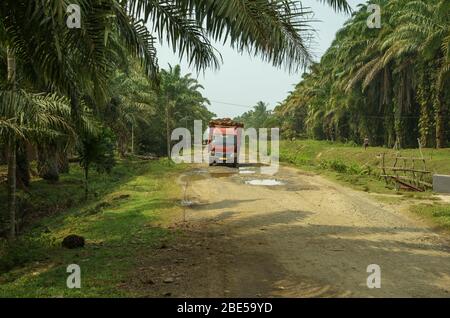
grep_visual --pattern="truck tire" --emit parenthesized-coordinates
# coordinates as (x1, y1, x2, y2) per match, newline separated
(233, 157, 238, 168)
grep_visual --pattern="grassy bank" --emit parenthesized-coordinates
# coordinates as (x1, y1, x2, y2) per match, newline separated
(280, 140, 450, 193)
(0, 159, 186, 297)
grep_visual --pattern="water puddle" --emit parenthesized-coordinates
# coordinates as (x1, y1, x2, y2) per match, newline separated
(245, 179, 285, 186)
(180, 200, 195, 207)
(239, 166, 256, 175)
(239, 170, 256, 175)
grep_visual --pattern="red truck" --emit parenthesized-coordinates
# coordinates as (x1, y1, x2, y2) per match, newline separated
(207, 118, 244, 167)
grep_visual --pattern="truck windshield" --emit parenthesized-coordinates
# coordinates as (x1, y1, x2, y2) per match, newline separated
(213, 135, 236, 145)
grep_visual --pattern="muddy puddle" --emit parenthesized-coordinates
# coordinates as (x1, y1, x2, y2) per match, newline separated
(239, 170, 256, 175)
(180, 169, 209, 183)
(245, 179, 285, 186)
(181, 168, 238, 183)
(180, 200, 196, 207)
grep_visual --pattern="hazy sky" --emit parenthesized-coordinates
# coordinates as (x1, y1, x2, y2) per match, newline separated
(155, 0, 365, 118)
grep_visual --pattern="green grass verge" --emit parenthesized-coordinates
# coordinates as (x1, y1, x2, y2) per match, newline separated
(280, 140, 450, 194)
(410, 204, 450, 231)
(0, 158, 186, 297)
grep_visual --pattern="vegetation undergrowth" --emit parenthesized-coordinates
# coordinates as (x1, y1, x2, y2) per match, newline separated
(0, 158, 186, 297)
(410, 204, 450, 232)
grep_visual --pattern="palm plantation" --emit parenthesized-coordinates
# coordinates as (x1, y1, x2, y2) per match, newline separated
(0, 0, 348, 237)
(276, 0, 449, 148)
(235, 101, 277, 129)
(1, 0, 350, 239)
(2, 0, 450, 299)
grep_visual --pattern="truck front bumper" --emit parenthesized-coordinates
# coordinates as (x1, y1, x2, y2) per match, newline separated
(211, 152, 237, 164)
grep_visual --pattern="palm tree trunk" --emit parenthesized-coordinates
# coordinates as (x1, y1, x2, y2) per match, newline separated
(118, 136, 126, 157)
(131, 123, 134, 155)
(7, 46, 17, 240)
(166, 102, 171, 160)
(58, 152, 70, 174)
(434, 92, 446, 149)
(37, 144, 60, 182)
(7, 137, 16, 239)
(16, 144, 30, 188)
(84, 167, 88, 200)
(417, 74, 434, 148)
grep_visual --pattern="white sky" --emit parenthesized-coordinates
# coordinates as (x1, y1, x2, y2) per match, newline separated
(154, 0, 365, 118)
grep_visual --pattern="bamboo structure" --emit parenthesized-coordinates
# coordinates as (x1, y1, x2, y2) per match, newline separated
(379, 143, 432, 192)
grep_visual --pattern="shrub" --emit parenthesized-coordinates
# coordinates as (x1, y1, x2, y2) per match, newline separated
(319, 159, 368, 175)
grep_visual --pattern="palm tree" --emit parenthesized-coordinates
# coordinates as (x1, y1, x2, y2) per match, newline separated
(106, 65, 157, 156)
(277, 0, 449, 149)
(158, 65, 210, 159)
(0, 0, 158, 238)
(1, 0, 353, 238)
(389, 0, 450, 147)
(343, 0, 449, 147)
(235, 101, 272, 129)
(127, 0, 352, 71)
(0, 91, 76, 238)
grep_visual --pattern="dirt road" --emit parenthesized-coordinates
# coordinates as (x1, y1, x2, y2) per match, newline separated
(132, 164, 450, 297)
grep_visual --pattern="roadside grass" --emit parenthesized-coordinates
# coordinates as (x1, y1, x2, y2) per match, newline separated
(280, 140, 450, 194)
(410, 204, 450, 231)
(0, 158, 186, 297)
